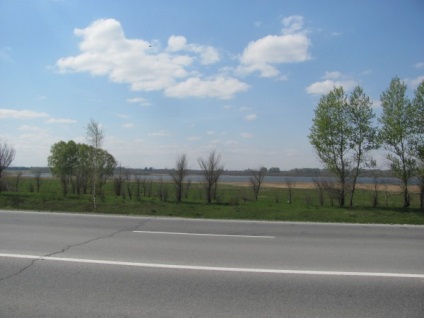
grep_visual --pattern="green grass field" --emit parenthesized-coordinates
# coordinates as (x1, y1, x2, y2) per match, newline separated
(0, 176, 423, 225)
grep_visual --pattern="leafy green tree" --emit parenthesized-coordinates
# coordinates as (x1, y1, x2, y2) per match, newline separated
(379, 77, 416, 208)
(93, 147, 117, 194)
(412, 80, 424, 211)
(346, 86, 378, 206)
(309, 86, 378, 207)
(48, 140, 78, 195)
(416, 146, 424, 211)
(309, 87, 352, 207)
(48, 140, 116, 198)
(75, 143, 91, 194)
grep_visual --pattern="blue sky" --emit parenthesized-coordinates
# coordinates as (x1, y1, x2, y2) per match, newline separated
(1, 0, 423, 170)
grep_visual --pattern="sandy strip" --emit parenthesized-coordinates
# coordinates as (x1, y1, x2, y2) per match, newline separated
(222, 182, 421, 193)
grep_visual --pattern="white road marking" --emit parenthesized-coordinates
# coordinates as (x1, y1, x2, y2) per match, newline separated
(133, 230, 275, 239)
(1, 253, 423, 279)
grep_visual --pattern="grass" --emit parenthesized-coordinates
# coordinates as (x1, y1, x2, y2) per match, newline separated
(0, 176, 423, 225)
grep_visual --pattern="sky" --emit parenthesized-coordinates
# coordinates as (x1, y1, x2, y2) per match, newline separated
(1, 0, 424, 170)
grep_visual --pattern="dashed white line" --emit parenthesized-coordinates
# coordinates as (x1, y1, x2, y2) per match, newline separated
(1, 253, 423, 279)
(132, 230, 275, 239)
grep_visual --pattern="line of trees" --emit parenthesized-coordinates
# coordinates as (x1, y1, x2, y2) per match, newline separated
(309, 77, 424, 208)
(48, 140, 117, 199)
(165, 150, 225, 204)
(2, 77, 424, 211)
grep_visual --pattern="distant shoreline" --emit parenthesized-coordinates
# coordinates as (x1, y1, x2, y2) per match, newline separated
(223, 181, 420, 193)
(4, 170, 419, 193)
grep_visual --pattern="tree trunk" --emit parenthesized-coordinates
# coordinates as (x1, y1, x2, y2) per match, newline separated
(340, 189, 345, 207)
(206, 184, 212, 204)
(403, 185, 410, 208)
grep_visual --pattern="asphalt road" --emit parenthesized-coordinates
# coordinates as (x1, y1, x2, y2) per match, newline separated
(0, 210, 423, 317)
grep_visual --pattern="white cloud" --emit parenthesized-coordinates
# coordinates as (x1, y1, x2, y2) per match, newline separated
(57, 19, 185, 91)
(282, 15, 304, 34)
(226, 140, 239, 145)
(123, 123, 134, 129)
(206, 130, 216, 135)
(56, 19, 236, 99)
(19, 125, 48, 133)
(405, 75, 424, 88)
(323, 71, 342, 80)
(371, 99, 381, 108)
(0, 109, 49, 119)
(238, 106, 251, 112)
(126, 97, 150, 106)
(187, 136, 200, 141)
(245, 114, 257, 121)
(148, 130, 168, 137)
(414, 62, 424, 69)
(237, 15, 311, 78)
(165, 76, 249, 99)
(45, 118, 77, 124)
(167, 35, 187, 52)
(306, 72, 357, 95)
(240, 132, 253, 138)
(167, 35, 220, 65)
(197, 46, 220, 65)
(113, 113, 129, 119)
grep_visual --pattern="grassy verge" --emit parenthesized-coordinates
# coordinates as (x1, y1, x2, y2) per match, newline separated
(0, 177, 423, 224)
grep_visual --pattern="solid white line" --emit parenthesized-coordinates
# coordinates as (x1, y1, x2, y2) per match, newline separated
(1, 253, 423, 279)
(132, 230, 275, 239)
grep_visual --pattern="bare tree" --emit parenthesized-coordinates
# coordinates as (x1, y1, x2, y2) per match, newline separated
(198, 150, 224, 204)
(170, 153, 189, 203)
(140, 177, 148, 197)
(140, 177, 153, 197)
(285, 177, 297, 204)
(15, 171, 22, 192)
(313, 177, 340, 206)
(86, 119, 104, 210)
(157, 177, 168, 202)
(313, 177, 325, 206)
(125, 168, 133, 200)
(184, 179, 192, 199)
(113, 165, 125, 196)
(146, 179, 153, 197)
(249, 167, 267, 201)
(34, 169, 42, 193)
(134, 172, 142, 200)
(371, 174, 379, 208)
(0, 139, 16, 193)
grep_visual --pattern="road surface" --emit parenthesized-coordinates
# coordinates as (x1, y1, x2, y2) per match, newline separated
(0, 210, 423, 317)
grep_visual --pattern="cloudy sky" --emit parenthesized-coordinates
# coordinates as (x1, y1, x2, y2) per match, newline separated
(1, 0, 423, 170)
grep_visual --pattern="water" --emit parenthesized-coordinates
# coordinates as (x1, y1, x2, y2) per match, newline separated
(8, 171, 412, 185)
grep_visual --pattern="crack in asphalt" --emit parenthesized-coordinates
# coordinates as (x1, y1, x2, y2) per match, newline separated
(0, 258, 39, 284)
(0, 218, 150, 284)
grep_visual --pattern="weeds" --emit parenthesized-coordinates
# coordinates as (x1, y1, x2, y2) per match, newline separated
(0, 176, 423, 224)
